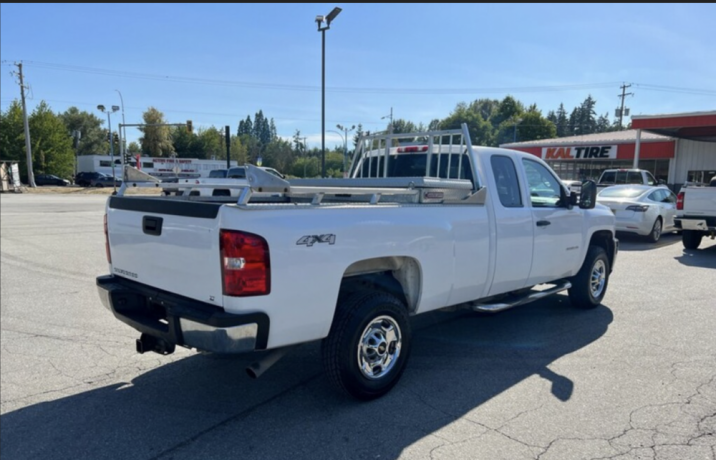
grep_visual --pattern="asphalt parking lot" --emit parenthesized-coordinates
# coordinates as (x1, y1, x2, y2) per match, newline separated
(1, 194, 715, 460)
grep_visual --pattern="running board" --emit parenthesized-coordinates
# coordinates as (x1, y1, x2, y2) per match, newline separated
(472, 281, 572, 313)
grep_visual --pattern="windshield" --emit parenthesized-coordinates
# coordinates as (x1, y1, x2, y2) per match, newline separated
(209, 170, 227, 178)
(598, 187, 646, 198)
(227, 167, 246, 179)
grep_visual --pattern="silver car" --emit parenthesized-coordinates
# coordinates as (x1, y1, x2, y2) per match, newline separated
(597, 185, 678, 242)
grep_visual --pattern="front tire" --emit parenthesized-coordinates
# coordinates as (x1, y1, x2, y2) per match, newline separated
(322, 290, 412, 401)
(568, 246, 610, 309)
(682, 230, 702, 250)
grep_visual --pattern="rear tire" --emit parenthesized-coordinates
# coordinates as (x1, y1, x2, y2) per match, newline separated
(646, 217, 662, 243)
(322, 290, 411, 401)
(568, 246, 610, 309)
(682, 230, 702, 250)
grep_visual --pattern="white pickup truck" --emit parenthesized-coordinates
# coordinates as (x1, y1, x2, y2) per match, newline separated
(596, 168, 664, 189)
(97, 125, 618, 400)
(675, 177, 716, 249)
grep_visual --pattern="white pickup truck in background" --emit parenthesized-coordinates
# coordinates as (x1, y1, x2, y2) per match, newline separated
(675, 176, 716, 249)
(596, 168, 665, 189)
(98, 125, 618, 400)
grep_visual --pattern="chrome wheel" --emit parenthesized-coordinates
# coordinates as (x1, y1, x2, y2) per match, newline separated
(651, 219, 662, 242)
(590, 259, 606, 299)
(357, 315, 402, 380)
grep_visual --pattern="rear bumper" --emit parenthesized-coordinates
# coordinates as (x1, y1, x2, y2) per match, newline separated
(675, 216, 716, 232)
(96, 275, 269, 353)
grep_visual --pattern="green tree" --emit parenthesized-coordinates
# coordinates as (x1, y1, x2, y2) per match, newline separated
(196, 127, 223, 159)
(469, 98, 500, 122)
(512, 111, 556, 143)
(390, 119, 420, 135)
(127, 142, 141, 154)
(439, 104, 494, 146)
(230, 135, 248, 165)
(292, 129, 304, 154)
(59, 107, 106, 156)
(238, 116, 253, 136)
(28, 101, 74, 179)
(138, 107, 173, 157)
(554, 103, 569, 137)
(261, 138, 294, 173)
(579, 95, 598, 135)
(568, 107, 581, 136)
(325, 151, 344, 178)
(240, 134, 262, 164)
(171, 125, 196, 158)
(493, 95, 524, 128)
(596, 112, 611, 133)
(292, 156, 320, 178)
(0, 100, 28, 180)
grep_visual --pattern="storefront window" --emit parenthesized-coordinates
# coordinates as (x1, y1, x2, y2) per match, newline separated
(686, 170, 716, 185)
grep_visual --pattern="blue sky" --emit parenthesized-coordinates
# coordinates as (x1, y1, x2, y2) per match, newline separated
(1, 3, 715, 149)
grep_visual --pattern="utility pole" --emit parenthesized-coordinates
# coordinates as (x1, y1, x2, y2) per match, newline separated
(617, 83, 633, 130)
(382, 107, 393, 134)
(225, 126, 231, 170)
(13, 62, 36, 187)
(303, 137, 308, 178)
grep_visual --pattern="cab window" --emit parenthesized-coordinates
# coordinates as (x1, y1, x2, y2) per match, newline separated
(522, 159, 563, 207)
(490, 155, 522, 208)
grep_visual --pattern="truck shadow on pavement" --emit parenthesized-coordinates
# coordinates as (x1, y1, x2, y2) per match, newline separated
(674, 243, 716, 268)
(1, 297, 612, 460)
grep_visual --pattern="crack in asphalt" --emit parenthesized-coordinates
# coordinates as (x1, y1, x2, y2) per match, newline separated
(148, 373, 323, 460)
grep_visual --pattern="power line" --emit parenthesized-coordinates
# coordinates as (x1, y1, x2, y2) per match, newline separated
(19, 60, 624, 95)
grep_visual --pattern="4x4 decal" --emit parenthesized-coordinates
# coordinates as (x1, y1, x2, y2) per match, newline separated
(296, 234, 336, 247)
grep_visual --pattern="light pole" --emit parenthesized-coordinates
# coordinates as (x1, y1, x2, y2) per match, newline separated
(97, 104, 120, 193)
(115, 90, 126, 172)
(336, 123, 355, 177)
(316, 6, 342, 178)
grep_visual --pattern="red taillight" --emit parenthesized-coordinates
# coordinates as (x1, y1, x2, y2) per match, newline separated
(676, 192, 684, 210)
(220, 230, 270, 297)
(104, 213, 112, 263)
(397, 146, 429, 153)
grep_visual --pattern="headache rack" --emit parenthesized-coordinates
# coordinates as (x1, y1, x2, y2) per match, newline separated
(117, 123, 486, 208)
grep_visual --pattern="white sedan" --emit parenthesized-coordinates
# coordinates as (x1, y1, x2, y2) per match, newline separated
(596, 185, 678, 242)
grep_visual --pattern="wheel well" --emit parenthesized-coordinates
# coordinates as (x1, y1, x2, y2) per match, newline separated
(339, 257, 421, 313)
(589, 230, 616, 272)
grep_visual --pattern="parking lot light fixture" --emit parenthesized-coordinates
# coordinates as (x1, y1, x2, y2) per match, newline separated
(316, 6, 342, 178)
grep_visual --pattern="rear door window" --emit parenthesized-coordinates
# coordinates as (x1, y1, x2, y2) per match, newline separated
(491, 155, 522, 208)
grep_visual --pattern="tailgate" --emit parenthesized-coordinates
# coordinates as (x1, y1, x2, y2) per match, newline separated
(106, 197, 225, 306)
(683, 188, 716, 216)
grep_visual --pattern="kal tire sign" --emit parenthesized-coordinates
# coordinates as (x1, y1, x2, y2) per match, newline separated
(542, 145, 617, 160)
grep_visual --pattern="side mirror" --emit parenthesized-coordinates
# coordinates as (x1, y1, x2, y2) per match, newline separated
(579, 180, 597, 209)
(658, 179, 667, 185)
(569, 190, 579, 207)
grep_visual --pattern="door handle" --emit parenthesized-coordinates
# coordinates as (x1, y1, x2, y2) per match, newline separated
(536, 220, 551, 227)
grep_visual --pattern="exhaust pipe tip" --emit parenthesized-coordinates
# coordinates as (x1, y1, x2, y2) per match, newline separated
(246, 364, 261, 380)
(245, 346, 296, 379)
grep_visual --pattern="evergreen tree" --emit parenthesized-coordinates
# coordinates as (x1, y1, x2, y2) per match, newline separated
(28, 101, 74, 179)
(555, 103, 569, 137)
